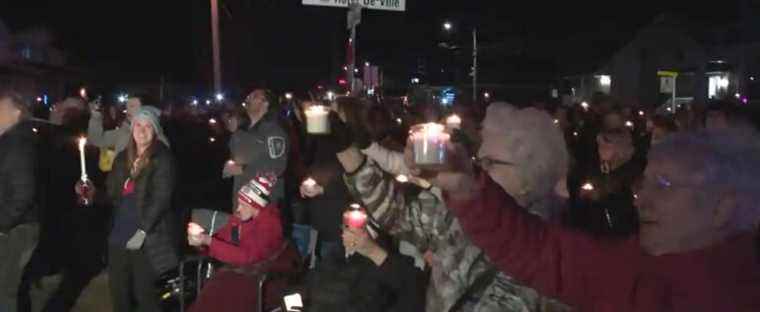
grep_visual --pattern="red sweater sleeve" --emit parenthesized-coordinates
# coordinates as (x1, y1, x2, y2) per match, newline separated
(445, 175, 637, 310)
(208, 206, 284, 266)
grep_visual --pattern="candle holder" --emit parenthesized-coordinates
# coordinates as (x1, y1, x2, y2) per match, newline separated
(305, 105, 330, 134)
(343, 203, 368, 229)
(76, 178, 95, 207)
(410, 123, 450, 169)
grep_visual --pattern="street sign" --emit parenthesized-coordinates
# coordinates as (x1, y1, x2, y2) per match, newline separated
(302, 0, 405, 12)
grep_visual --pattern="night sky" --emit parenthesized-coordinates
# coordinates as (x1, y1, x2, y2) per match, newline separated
(0, 0, 745, 92)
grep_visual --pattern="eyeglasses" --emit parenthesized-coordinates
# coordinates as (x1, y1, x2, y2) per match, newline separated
(473, 156, 515, 170)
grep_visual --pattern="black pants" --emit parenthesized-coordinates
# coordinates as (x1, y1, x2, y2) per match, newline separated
(0, 223, 39, 312)
(108, 246, 161, 312)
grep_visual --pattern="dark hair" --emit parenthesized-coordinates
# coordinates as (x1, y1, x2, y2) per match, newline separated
(335, 96, 366, 126)
(0, 90, 30, 119)
(126, 130, 158, 178)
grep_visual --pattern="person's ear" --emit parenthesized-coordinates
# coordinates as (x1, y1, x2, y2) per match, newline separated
(713, 190, 738, 230)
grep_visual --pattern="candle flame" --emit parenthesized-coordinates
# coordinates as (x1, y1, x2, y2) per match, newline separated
(446, 114, 461, 125)
(305, 105, 329, 115)
(302, 177, 317, 187)
(581, 182, 595, 191)
(78, 137, 87, 150)
(209, 118, 217, 124)
(188, 222, 205, 236)
(638, 110, 645, 116)
(350, 203, 361, 210)
(396, 175, 409, 183)
(625, 121, 634, 128)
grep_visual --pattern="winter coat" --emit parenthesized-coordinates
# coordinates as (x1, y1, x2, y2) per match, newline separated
(230, 114, 288, 203)
(344, 158, 571, 312)
(106, 141, 179, 274)
(447, 175, 760, 312)
(206, 204, 284, 266)
(0, 122, 37, 233)
(303, 134, 352, 242)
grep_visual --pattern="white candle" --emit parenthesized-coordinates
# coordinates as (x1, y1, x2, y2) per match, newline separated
(305, 105, 330, 134)
(78, 137, 87, 181)
(410, 123, 450, 167)
(445, 114, 462, 130)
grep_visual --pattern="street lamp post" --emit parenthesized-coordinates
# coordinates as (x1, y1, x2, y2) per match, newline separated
(210, 0, 222, 94)
(442, 21, 478, 104)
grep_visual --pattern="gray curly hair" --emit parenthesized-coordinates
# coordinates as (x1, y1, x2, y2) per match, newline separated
(482, 102, 569, 216)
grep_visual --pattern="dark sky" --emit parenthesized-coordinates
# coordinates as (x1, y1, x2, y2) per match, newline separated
(0, 0, 745, 91)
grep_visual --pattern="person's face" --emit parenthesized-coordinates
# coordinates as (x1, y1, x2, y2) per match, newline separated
(236, 199, 259, 221)
(245, 90, 269, 116)
(635, 154, 714, 255)
(132, 118, 155, 148)
(0, 99, 21, 130)
(477, 112, 527, 204)
(603, 113, 624, 130)
(126, 98, 142, 120)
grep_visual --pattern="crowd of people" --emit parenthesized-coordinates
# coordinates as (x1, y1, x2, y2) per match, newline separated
(1, 85, 759, 312)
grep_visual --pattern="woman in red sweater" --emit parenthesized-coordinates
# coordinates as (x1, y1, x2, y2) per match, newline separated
(187, 177, 284, 312)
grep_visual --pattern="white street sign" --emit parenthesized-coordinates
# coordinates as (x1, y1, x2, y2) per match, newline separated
(303, 0, 405, 12)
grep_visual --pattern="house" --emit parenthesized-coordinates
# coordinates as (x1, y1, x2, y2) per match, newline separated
(560, 9, 760, 108)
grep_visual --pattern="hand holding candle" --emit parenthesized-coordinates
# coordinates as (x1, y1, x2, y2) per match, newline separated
(299, 177, 324, 198)
(187, 222, 209, 247)
(343, 204, 369, 257)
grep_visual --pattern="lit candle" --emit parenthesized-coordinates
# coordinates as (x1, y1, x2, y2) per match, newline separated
(302, 177, 317, 193)
(445, 114, 462, 130)
(187, 222, 205, 236)
(625, 121, 634, 128)
(78, 137, 87, 181)
(581, 101, 589, 111)
(209, 118, 217, 125)
(553, 119, 559, 125)
(638, 110, 645, 117)
(395, 174, 409, 183)
(305, 105, 330, 134)
(410, 123, 450, 168)
(581, 182, 595, 191)
(343, 203, 368, 229)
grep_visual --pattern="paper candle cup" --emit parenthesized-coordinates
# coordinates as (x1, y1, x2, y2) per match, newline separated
(305, 105, 330, 134)
(343, 203, 368, 229)
(410, 123, 450, 168)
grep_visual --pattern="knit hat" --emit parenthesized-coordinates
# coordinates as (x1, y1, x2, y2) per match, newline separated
(238, 176, 274, 208)
(132, 106, 170, 147)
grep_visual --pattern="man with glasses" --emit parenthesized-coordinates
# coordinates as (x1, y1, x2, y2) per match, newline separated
(0, 91, 38, 312)
(224, 89, 288, 207)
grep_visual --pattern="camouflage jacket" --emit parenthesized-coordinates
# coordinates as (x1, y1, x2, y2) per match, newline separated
(344, 159, 572, 312)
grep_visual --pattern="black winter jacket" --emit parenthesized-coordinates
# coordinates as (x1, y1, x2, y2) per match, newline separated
(0, 122, 37, 233)
(106, 142, 179, 274)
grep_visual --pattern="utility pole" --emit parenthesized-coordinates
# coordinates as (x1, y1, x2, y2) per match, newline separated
(210, 0, 222, 94)
(472, 28, 478, 104)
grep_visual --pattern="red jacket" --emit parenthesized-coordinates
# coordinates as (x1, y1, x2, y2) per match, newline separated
(208, 204, 283, 266)
(446, 175, 760, 312)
